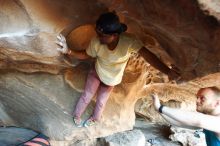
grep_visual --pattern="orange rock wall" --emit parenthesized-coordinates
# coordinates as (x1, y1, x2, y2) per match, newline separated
(0, 0, 220, 142)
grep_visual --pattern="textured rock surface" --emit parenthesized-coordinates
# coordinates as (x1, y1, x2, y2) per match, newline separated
(0, 32, 68, 74)
(0, 0, 220, 144)
(198, 0, 220, 20)
(103, 129, 145, 146)
(134, 120, 181, 146)
(0, 72, 81, 140)
(169, 126, 206, 146)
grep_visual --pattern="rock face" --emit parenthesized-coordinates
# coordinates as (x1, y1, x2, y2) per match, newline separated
(0, 0, 220, 144)
(169, 126, 206, 146)
(103, 129, 146, 146)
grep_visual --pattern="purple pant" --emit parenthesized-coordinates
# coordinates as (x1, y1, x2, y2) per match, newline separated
(73, 68, 114, 120)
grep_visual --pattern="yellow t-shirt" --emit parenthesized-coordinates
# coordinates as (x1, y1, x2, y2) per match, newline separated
(86, 33, 143, 86)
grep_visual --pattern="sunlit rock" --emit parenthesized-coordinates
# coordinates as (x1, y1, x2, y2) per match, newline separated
(0, 0, 220, 144)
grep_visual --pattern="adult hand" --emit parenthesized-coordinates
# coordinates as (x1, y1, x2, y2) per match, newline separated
(151, 94, 161, 111)
(56, 34, 69, 54)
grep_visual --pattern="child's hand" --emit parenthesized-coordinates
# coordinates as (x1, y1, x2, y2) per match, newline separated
(56, 34, 69, 54)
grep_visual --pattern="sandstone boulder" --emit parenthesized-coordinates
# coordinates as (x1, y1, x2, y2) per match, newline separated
(0, 0, 220, 144)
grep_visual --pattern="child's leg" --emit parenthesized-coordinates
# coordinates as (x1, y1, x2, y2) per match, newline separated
(73, 69, 101, 119)
(91, 83, 114, 121)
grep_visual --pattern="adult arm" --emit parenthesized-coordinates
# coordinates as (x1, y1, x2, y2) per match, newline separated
(160, 114, 185, 127)
(162, 106, 220, 133)
(159, 113, 196, 129)
(152, 94, 220, 133)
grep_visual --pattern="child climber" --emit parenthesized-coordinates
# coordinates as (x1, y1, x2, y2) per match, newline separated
(56, 12, 180, 127)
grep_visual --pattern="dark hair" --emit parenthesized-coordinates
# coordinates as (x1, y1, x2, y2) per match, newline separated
(96, 12, 127, 34)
